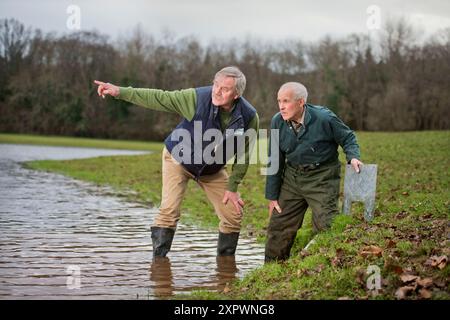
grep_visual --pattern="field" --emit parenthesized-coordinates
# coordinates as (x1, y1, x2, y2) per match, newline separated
(1, 131, 448, 299)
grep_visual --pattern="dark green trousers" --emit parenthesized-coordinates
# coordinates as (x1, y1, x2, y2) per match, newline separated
(265, 161, 341, 262)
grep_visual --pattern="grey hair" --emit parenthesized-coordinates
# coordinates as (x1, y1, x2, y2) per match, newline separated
(279, 82, 308, 103)
(214, 66, 246, 96)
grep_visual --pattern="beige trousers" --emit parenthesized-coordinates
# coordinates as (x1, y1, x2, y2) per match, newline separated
(153, 147, 242, 233)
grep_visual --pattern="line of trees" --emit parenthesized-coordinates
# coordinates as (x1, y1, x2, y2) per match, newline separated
(0, 18, 449, 140)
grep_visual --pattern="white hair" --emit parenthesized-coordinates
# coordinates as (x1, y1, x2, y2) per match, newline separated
(214, 66, 246, 96)
(279, 82, 308, 103)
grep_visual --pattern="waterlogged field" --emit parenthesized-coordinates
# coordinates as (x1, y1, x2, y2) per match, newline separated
(1, 131, 449, 299)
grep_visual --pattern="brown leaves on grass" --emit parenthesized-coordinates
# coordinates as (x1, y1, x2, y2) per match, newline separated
(395, 286, 415, 299)
(416, 278, 434, 288)
(384, 257, 404, 275)
(395, 273, 437, 300)
(418, 288, 432, 299)
(296, 264, 326, 277)
(359, 245, 383, 258)
(299, 249, 311, 258)
(400, 274, 419, 283)
(395, 211, 409, 219)
(425, 255, 447, 270)
(385, 239, 397, 249)
(331, 248, 345, 267)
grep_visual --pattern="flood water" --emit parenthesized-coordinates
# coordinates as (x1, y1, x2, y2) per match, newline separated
(0, 144, 264, 300)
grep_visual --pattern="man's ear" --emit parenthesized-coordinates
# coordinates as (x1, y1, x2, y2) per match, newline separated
(298, 98, 305, 107)
(234, 93, 240, 100)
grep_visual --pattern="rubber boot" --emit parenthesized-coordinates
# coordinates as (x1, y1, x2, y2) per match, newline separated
(151, 226, 175, 258)
(217, 232, 239, 256)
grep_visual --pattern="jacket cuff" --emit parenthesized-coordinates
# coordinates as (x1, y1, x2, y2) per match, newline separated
(117, 86, 132, 100)
(227, 180, 239, 193)
(265, 191, 280, 201)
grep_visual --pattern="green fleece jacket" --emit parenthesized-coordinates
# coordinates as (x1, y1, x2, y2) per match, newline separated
(117, 87, 259, 192)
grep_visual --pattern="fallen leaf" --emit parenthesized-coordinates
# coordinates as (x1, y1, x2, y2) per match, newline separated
(435, 256, 447, 269)
(420, 213, 433, 220)
(355, 268, 366, 286)
(425, 255, 448, 269)
(297, 269, 313, 277)
(337, 296, 352, 300)
(418, 288, 432, 299)
(416, 278, 433, 288)
(400, 274, 419, 284)
(223, 285, 231, 294)
(381, 278, 390, 287)
(395, 211, 409, 219)
(331, 248, 345, 267)
(336, 248, 345, 257)
(386, 264, 403, 275)
(360, 245, 383, 258)
(386, 239, 397, 248)
(315, 264, 325, 273)
(395, 286, 415, 300)
(408, 234, 421, 242)
(401, 191, 409, 196)
(384, 256, 403, 274)
(433, 279, 446, 289)
(331, 256, 340, 267)
(299, 250, 310, 258)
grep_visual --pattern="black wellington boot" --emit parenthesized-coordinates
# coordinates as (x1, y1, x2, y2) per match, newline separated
(151, 226, 175, 258)
(217, 232, 240, 256)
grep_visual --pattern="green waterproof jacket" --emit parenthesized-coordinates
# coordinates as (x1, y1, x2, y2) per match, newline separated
(265, 104, 360, 200)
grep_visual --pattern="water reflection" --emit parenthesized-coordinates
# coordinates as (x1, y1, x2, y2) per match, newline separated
(215, 256, 238, 292)
(0, 144, 264, 299)
(149, 257, 174, 297)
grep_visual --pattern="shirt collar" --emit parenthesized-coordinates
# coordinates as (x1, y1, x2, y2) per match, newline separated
(286, 105, 307, 129)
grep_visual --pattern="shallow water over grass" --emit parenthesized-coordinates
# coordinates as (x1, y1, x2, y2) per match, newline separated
(0, 144, 264, 299)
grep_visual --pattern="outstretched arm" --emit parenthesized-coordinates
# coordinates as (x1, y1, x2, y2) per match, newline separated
(93, 80, 197, 120)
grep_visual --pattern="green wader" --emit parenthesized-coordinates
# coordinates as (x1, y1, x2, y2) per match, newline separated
(265, 160, 341, 262)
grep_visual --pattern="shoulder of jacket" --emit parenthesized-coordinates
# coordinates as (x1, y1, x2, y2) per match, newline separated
(271, 112, 284, 126)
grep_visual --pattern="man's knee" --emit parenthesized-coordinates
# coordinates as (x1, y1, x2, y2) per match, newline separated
(219, 218, 241, 233)
(312, 209, 338, 232)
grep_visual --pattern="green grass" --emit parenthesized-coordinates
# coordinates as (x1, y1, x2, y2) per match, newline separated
(2, 131, 449, 300)
(0, 133, 162, 152)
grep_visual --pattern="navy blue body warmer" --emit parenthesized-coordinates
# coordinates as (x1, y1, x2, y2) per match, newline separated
(164, 86, 256, 179)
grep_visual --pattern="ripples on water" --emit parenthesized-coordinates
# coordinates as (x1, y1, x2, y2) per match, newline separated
(0, 144, 264, 299)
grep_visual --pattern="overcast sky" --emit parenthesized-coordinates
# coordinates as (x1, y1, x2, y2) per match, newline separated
(1, 0, 450, 43)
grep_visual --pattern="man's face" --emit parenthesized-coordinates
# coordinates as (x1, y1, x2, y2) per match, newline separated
(212, 75, 239, 108)
(277, 88, 304, 121)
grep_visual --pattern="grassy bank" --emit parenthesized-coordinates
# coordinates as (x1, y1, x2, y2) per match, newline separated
(3, 132, 449, 299)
